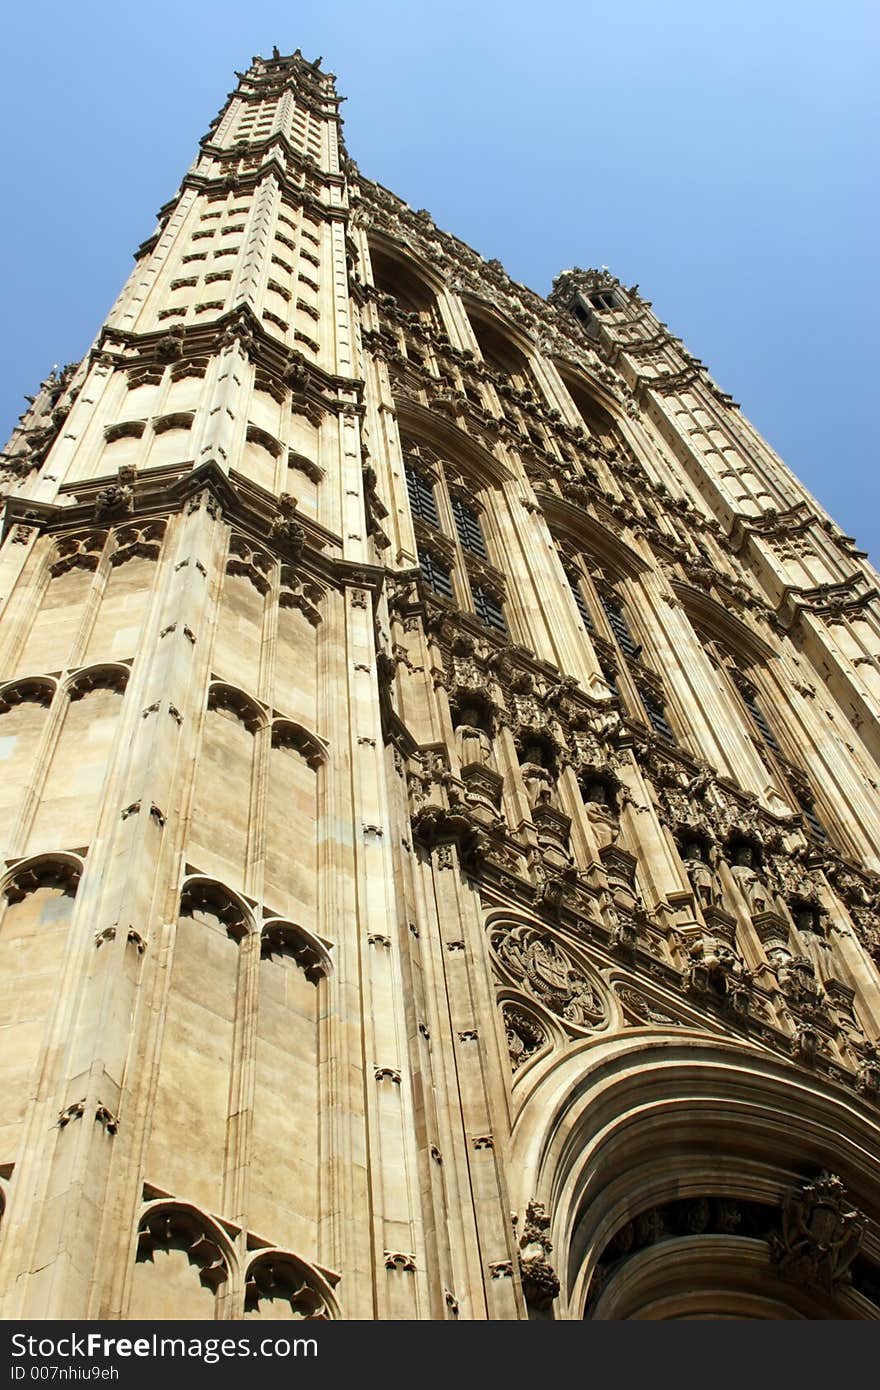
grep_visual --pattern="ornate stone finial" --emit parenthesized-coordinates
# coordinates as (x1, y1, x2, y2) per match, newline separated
(770, 1172, 865, 1294)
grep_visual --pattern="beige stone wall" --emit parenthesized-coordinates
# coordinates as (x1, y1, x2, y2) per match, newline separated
(0, 48, 878, 1321)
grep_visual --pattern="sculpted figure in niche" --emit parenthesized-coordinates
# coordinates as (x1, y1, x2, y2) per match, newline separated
(791, 903, 834, 985)
(454, 704, 494, 771)
(729, 840, 770, 916)
(519, 742, 555, 809)
(680, 836, 722, 909)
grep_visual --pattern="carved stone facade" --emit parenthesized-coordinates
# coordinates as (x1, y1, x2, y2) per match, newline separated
(0, 48, 879, 1320)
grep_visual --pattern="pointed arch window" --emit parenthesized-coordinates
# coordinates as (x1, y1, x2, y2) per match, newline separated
(598, 591, 641, 661)
(419, 548, 454, 600)
(451, 496, 488, 559)
(472, 583, 506, 634)
(737, 681, 783, 757)
(566, 570, 595, 631)
(404, 459, 440, 528)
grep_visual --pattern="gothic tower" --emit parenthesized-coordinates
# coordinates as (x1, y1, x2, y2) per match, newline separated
(1, 48, 879, 1321)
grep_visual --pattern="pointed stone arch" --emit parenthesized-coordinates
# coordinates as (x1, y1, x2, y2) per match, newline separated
(132, 1201, 236, 1318)
(64, 663, 131, 699)
(508, 1032, 880, 1319)
(269, 718, 326, 768)
(179, 875, 256, 941)
(243, 1248, 340, 1319)
(1, 852, 84, 902)
(0, 676, 57, 711)
(260, 917, 332, 980)
(206, 681, 267, 733)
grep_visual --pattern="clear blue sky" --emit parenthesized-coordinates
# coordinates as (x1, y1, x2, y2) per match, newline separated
(2, 1, 877, 559)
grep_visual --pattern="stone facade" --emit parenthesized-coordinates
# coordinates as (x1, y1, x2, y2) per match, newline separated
(0, 47, 879, 1320)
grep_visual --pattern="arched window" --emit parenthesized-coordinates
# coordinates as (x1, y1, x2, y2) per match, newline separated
(560, 548, 677, 744)
(402, 435, 508, 634)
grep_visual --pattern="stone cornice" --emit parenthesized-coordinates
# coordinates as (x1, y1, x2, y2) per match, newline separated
(93, 304, 364, 413)
(197, 132, 345, 189)
(0, 459, 341, 573)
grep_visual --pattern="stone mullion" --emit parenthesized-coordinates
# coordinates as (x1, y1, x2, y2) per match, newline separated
(529, 356, 581, 425)
(429, 852, 521, 1319)
(394, 619, 446, 745)
(830, 919, 880, 1036)
(614, 754, 695, 939)
(192, 341, 250, 475)
(3, 684, 66, 859)
(540, 526, 617, 697)
(483, 475, 558, 675)
(234, 175, 275, 315)
(363, 354, 415, 563)
(329, 218, 354, 380)
(314, 615, 373, 1315)
(440, 289, 482, 356)
(761, 645, 880, 867)
(434, 287, 472, 352)
(245, 722, 269, 904)
(0, 531, 49, 674)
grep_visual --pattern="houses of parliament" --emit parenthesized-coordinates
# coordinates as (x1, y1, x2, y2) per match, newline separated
(0, 47, 878, 1321)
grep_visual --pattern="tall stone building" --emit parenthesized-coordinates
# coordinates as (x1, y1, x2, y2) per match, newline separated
(0, 47, 879, 1322)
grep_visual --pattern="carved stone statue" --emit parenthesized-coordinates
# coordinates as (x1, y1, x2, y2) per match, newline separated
(519, 743, 555, 808)
(454, 706, 493, 770)
(680, 841, 723, 909)
(729, 842, 770, 916)
(686, 934, 750, 1014)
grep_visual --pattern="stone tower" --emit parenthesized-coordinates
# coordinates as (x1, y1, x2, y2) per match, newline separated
(1, 48, 879, 1321)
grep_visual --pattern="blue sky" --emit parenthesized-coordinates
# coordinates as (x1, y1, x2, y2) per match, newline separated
(2, 1, 877, 558)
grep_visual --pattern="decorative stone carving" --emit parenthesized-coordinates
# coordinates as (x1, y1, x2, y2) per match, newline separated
(490, 925, 605, 1028)
(727, 838, 772, 916)
(685, 935, 751, 1015)
(517, 1200, 560, 1311)
(503, 1003, 547, 1071)
(615, 983, 681, 1027)
(94, 484, 133, 520)
(137, 1208, 228, 1291)
(244, 1254, 332, 1319)
(770, 1173, 865, 1295)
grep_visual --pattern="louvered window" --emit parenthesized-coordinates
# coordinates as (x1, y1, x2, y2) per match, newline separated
(739, 686, 782, 755)
(599, 593, 640, 660)
(451, 497, 488, 558)
(473, 584, 506, 633)
(419, 550, 453, 600)
(567, 573, 594, 630)
(797, 795, 825, 840)
(404, 462, 439, 527)
(643, 693, 675, 743)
